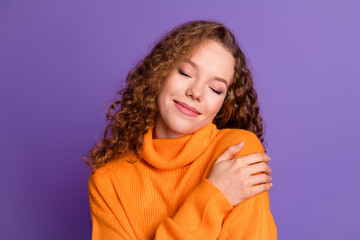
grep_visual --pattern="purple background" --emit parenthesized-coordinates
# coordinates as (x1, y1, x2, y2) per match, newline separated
(1, 0, 359, 239)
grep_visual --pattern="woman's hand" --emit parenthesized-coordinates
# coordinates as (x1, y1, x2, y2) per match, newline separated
(206, 142, 272, 207)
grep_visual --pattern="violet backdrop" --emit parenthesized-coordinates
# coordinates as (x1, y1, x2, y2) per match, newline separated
(1, 0, 359, 239)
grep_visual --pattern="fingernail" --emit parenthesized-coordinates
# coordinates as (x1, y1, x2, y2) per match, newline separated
(236, 141, 245, 147)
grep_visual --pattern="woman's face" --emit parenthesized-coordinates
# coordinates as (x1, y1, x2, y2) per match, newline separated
(155, 40, 235, 139)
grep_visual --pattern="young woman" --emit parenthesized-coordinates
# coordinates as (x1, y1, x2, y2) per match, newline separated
(86, 20, 277, 239)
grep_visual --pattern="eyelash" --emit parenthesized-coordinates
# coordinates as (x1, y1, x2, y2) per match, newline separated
(178, 69, 191, 77)
(210, 88, 222, 95)
(178, 69, 223, 95)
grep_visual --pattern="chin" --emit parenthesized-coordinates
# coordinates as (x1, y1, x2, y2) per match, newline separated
(156, 114, 212, 138)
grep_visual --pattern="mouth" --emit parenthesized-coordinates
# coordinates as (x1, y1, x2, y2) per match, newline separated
(173, 100, 201, 117)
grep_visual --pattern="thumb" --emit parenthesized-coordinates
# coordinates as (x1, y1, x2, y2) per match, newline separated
(215, 141, 245, 163)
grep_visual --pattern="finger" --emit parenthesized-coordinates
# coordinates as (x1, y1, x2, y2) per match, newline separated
(237, 153, 270, 165)
(215, 141, 245, 163)
(251, 182, 273, 196)
(248, 173, 272, 186)
(246, 162, 271, 175)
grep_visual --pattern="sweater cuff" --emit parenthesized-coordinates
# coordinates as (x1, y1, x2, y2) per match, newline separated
(177, 178, 233, 223)
(155, 179, 234, 239)
(171, 179, 233, 234)
(201, 179, 233, 212)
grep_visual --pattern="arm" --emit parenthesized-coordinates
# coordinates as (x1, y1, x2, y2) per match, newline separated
(219, 191, 277, 239)
(89, 172, 234, 240)
(89, 174, 137, 240)
(154, 179, 233, 239)
(89, 171, 233, 240)
(211, 132, 277, 239)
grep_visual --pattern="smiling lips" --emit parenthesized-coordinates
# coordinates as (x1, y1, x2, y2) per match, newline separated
(173, 100, 201, 117)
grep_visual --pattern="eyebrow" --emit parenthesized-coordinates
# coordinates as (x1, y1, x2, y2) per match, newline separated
(183, 60, 230, 88)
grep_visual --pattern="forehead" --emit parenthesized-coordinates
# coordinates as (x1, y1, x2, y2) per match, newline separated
(185, 40, 235, 84)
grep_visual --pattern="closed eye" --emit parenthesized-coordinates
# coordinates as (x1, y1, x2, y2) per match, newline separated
(178, 69, 191, 78)
(210, 87, 222, 95)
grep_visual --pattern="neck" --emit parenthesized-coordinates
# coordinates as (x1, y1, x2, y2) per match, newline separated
(154, 116, 188, 139)
(154, 118, 183, 139)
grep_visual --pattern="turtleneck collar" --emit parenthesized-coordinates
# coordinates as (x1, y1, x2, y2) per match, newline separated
(142, 122, 218, 170)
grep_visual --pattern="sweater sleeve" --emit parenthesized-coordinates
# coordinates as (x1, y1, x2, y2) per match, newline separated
(89, 171, 233, 240)
(219, 191, 277, 239)
(154, 179, 233, 239)
(88, 172, 137, 240)
(218, 131, 277, 239)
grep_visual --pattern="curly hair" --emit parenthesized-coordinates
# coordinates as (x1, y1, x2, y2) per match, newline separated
(84, 20, 265, 170)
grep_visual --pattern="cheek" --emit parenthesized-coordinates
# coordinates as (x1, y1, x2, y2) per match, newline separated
(161, 76, 183, 96)
(157, 87, 168, 111)
(207, 97, 226, 116)
(157, 81, 179, 110)
(170, 78, 186, 92)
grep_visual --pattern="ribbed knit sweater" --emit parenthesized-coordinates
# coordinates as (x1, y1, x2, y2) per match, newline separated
(88, 122, 277, 239)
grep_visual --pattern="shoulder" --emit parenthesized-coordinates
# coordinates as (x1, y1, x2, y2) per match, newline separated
(88, 152, 136, 187)
(215, 128, 265, 155)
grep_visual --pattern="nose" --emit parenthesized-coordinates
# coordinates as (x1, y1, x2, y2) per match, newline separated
(185, 82, 202, 101)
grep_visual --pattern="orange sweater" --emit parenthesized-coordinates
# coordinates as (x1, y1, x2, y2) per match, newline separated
(88, 122, 277, 239)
